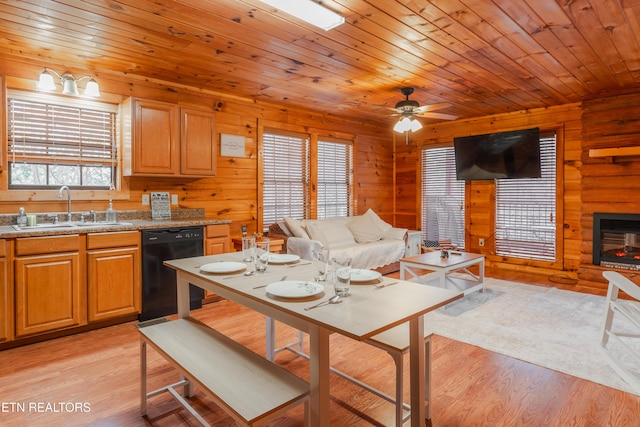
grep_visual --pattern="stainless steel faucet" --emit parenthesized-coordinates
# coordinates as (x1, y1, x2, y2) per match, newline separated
(58, 185, 72, 222)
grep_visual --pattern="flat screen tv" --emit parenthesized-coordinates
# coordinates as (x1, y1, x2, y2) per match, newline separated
(453, 127, 541, 180)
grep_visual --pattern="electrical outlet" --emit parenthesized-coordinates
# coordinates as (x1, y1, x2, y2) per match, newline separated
(479, 238, 485, 247)
(171, 194, 178, 205)
(142, 194, 150, 206)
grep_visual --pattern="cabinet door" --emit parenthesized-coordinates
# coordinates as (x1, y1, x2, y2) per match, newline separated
(181, 108, 217, 176)
(87, 247, 141, 322)
(15, 253, 83, 337)
(205, 224, 230, 255)
(132, 99, 179, 175)
(0, 75, 5, 171)
(0, 240, 10, 343)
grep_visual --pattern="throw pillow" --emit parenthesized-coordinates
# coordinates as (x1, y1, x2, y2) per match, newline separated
(347, 209, 392, 243)
(319, 218, 357, 248)
(283, 216, 309, 239)
(305, 222, 329, 247)
(364, 208, 392, 234)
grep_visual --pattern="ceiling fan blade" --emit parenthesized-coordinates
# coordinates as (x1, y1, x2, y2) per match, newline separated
(416, 112, 459, 120)
(414, 102, 452, 113)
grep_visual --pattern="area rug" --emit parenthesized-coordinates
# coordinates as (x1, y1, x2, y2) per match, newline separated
(422, 277, 640, 396)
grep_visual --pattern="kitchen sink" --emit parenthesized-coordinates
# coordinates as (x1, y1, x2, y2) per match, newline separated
(12, 223, 77, 231)
(72, 221, 134, 227)
(12, 221, 133, 231)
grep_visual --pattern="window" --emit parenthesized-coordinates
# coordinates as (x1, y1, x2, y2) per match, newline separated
(262, 131, 309, 228)
(317, 139, 353, 218)
(262, 131, 353, 230)
(421, 146, 465, 249)
(7, 91, 117, 189)
(495, 131, 557, 261)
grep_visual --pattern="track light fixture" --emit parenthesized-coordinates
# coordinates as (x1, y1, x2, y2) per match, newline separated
(37, 68, 100, 97)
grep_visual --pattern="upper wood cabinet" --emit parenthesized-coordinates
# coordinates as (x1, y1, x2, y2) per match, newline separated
(0, 75, 5, 171)
(181, 107, 217, 176)
(122, 98, 217, 177)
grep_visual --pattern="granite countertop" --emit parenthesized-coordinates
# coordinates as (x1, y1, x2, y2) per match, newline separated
(0, 208, 231, 238)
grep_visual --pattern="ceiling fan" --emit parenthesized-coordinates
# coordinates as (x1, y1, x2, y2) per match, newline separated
(391, 87, 457, 133)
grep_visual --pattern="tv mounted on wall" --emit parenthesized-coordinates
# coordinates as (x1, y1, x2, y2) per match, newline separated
(454, 127, 542, 180)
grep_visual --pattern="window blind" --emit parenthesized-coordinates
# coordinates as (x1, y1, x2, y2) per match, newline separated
(495, 132, 557, 261)
(421, 147, 466, 249)
(262, 131, 309, 230)
(8, 95, 117, 188)
(317, 140, 353, 218)
(8, 98, 116, 164)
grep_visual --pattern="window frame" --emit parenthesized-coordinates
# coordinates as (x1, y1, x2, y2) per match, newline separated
(494, 130, 560, 264)
(316, 137, 353, 219)
(1, 89, 127, 202)
(261, 129, 310, 230)
(259, 124, 355, 232)
(420, 145, 466, 249)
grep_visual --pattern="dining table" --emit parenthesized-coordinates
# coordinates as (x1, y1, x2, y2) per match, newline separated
(165, 251, 461, 426)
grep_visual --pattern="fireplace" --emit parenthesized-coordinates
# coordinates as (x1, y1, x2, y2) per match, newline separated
(593, 213, 640, 270)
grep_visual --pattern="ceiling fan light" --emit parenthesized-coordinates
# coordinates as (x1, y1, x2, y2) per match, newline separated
(37, 68, 57, 91)
(393, 116, 412, 133)
(410, 118, 423, 132)
(260, 0, 345, 30)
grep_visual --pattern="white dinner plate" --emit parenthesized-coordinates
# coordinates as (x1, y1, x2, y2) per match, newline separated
(200, 261, 246, 274)
(265, 281, 325, 298)
(350, 269, 382, 282)
(268, 254, 301, 264)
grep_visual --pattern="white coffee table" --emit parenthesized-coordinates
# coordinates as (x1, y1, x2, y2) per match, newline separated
(400, 251, 485, 295)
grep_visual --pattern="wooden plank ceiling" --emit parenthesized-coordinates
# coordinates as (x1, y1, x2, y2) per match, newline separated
(1, 0, 640, 127)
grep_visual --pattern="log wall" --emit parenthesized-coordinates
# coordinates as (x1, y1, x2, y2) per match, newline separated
(396, 104, 586, 287)
(3, 58, 640, 295)
(577, 93, 640, 293)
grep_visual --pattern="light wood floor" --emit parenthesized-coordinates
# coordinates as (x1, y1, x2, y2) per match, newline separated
(0, 270, 639, 426)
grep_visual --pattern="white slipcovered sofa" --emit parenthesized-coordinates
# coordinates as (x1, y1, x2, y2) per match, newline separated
(267, 209, 408, 273)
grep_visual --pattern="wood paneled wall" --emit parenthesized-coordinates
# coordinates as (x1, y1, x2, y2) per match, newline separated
(0, 59, 394, 239)
(3, 58, 640, 295)
(395, 104, 585, 285)
(577, 93, 640, 293)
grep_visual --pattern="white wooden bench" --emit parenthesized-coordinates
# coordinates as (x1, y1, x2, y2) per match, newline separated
(271, 322, 432, 427)
(139, 317, 310, 426)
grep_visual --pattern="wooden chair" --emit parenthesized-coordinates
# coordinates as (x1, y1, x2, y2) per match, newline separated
(600, 271, 640, 394)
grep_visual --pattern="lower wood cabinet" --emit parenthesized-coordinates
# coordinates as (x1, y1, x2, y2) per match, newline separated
(14, 235, 83, 338)
(205, 224, 231, 255)
(0, 239, 11, 343)
(87, 231, 141, 322)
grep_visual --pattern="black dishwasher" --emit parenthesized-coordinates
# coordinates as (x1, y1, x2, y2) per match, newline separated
(139, 226, 204, 321)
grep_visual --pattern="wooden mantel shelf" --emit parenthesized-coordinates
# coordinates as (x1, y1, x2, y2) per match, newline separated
(589, 146, 640, 161)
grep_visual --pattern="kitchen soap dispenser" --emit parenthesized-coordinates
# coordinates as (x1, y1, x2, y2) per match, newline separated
(106, 200, 117, 222)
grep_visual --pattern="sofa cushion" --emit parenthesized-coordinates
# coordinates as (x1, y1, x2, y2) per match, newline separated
(284, 216, 309, 239)
(382, 226, 408, 241)
(330, 239, 406, 270)
(305, 222, 328, 246)
(347, 209, 392, 243)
